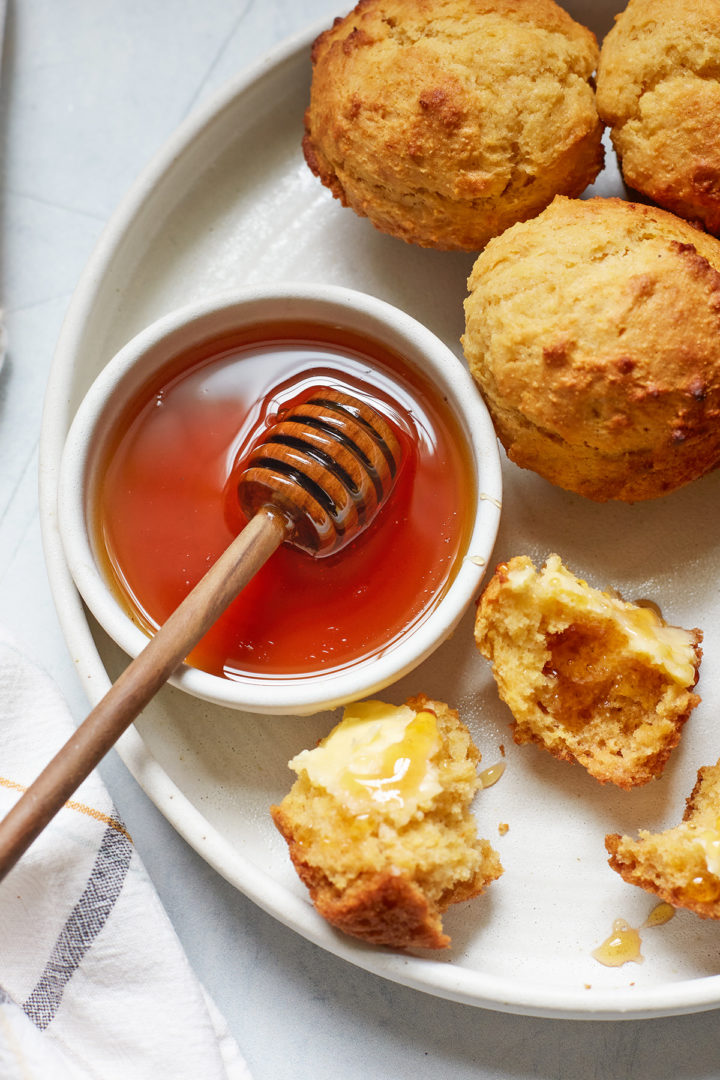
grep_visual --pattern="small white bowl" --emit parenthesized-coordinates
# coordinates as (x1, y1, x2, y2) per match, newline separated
(58, 284, 502, 715)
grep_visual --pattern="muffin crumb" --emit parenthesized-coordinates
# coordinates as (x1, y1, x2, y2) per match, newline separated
(474, 554, 702, 787)
(607, 761, 720, 918)
(272, 695, 502, 948)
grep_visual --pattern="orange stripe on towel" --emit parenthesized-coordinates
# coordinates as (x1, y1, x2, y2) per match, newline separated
(0, 776, 133, 842)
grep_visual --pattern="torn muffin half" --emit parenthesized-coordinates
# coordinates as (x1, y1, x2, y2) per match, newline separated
(607, 761, 720, 918)
(271, 695, 502, 949)
(474, 554, 702, 788)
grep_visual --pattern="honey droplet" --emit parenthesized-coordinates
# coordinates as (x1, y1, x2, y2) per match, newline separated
(643, 902, 676, 929)
(592, 919, 643, 968)
(479, 761, 506, 789)
(683, 872, 720, 904)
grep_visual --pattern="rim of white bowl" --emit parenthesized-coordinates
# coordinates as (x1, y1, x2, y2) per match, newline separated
(58, 283, 502, 715)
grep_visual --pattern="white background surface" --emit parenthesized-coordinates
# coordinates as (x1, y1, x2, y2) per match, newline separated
(3, 1, 720, 1077)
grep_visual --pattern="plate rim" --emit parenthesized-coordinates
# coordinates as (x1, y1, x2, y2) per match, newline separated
(37, 15, 720, 1021)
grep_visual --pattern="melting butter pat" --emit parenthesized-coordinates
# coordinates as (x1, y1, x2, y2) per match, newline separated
(693, 818, 720, 877)
(507, 555, 697, 686)
(289, 700, 442, 820)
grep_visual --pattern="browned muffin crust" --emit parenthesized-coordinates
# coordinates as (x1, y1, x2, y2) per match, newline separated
(303, 0, 604, 250)
(462, 195, 720, 501)
(597, 0, 720, 235)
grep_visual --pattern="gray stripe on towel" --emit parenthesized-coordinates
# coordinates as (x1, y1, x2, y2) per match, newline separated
(23, 822, 133, 1030)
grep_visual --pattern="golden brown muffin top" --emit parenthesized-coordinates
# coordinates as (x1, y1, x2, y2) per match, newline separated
(596, 0, 720, 233)
(463, 196, 720, 460)
(310, 0, 599, 200)
(597, 0, 720, 127)
(304, 0, 602, 249)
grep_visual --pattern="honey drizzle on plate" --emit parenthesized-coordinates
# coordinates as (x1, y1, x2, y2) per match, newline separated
(591, 902, 676, 968)
(592, 919, 643, 968)
(643, 901, 676, 929)
(479, 761, 505, 789)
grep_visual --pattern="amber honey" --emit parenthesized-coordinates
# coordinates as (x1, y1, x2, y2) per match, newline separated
(93, 320, 475, 681)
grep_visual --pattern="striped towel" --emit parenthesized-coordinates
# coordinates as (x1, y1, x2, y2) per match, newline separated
(0, 630, 252, 1079)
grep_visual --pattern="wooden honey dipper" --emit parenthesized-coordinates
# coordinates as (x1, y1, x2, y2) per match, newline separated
(0, 388, 403, 880)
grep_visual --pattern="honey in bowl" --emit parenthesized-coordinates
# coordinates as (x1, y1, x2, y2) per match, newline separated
(92, 320, 475, 683)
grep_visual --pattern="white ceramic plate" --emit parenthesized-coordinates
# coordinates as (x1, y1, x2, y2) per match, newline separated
(40, 6, 720, 1019)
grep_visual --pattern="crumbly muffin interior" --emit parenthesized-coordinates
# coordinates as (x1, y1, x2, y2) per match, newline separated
(607, 762, 720, 918)
(474, 555, 702, 788)
(271, 695, 502, 949)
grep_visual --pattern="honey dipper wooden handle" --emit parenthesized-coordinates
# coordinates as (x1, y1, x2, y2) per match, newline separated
(0, 507, 287, 882)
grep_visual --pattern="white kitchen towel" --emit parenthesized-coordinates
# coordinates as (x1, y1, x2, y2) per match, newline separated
(0, 629, 252, 1080)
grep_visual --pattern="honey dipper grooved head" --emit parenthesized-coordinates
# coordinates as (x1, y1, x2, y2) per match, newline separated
(237, 389, 404, 556)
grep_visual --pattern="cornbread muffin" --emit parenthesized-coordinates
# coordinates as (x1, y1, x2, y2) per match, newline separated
(462, 195, 720, 501)
(607, 761, 720, 918)
(303, 0, 604, 251)
(597, 0, 720, 235)
(271, 695, 502, 949)
(474, 555, 702, 788)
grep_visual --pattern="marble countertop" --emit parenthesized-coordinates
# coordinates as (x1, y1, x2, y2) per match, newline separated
(2, 2, 720, 1077)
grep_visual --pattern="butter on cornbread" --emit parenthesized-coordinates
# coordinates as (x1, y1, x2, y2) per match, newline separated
(271, 695, 502, 949)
